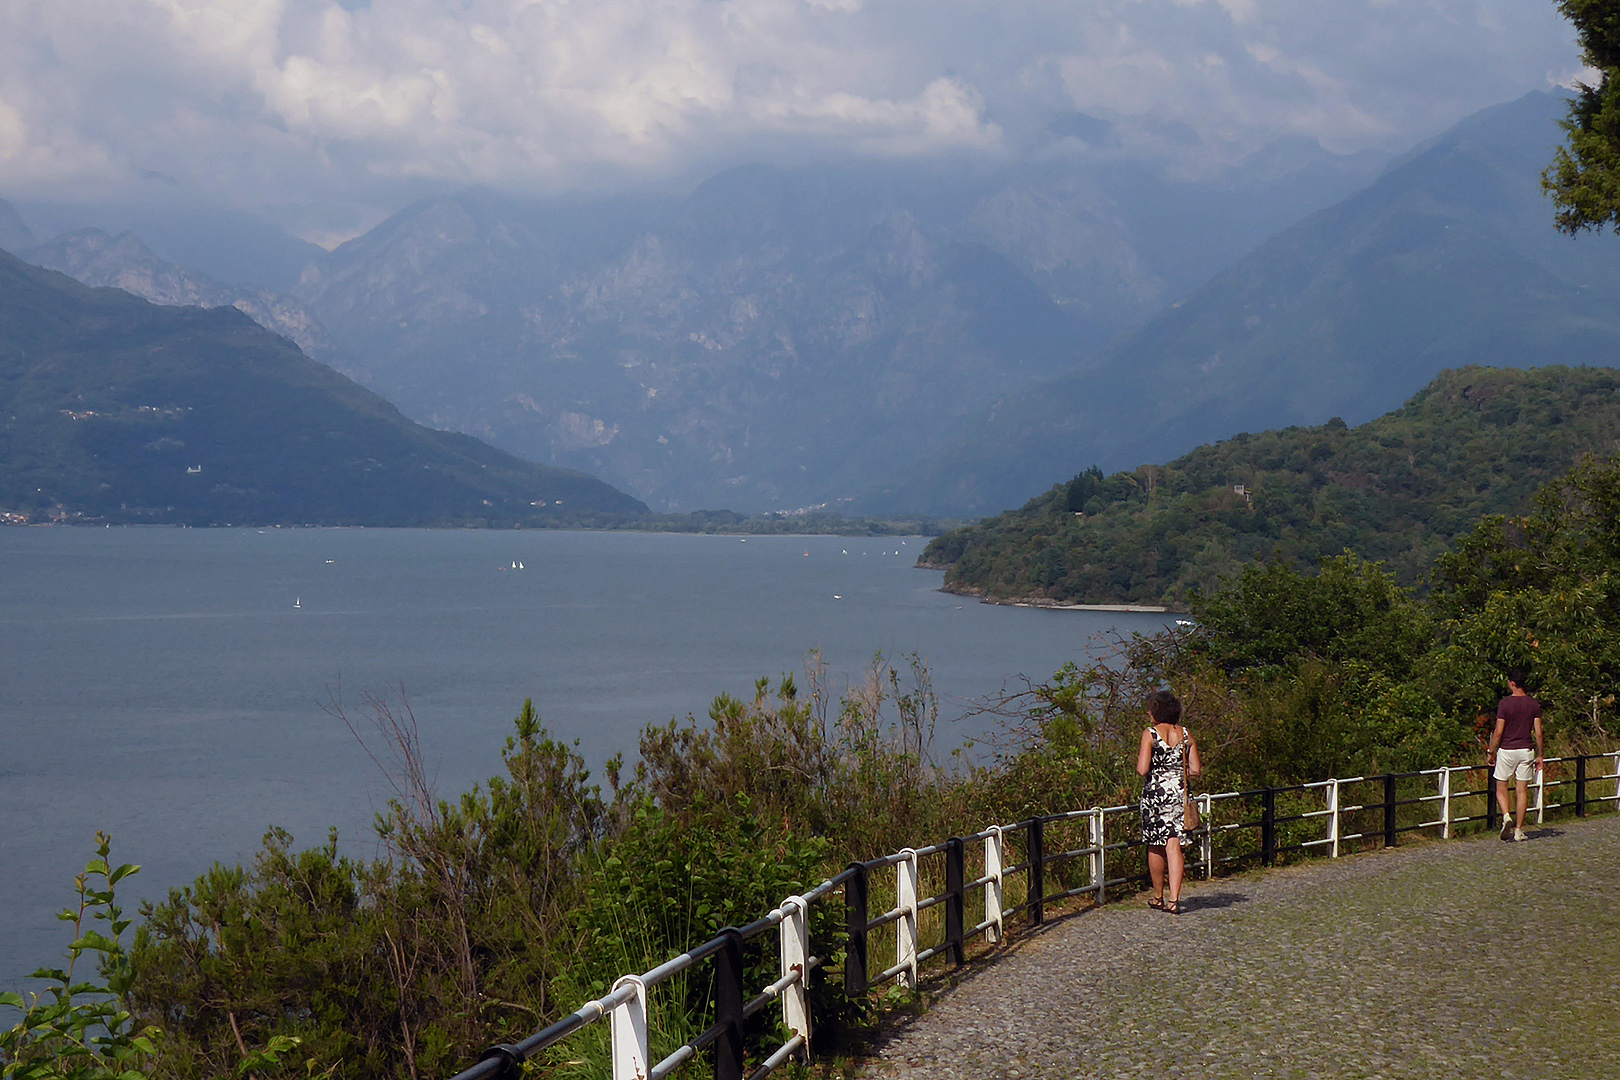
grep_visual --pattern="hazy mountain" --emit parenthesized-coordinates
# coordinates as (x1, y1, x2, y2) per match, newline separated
(872, 91, 1620, 518)
(24, 228, 333, 359)
(11, 201, 326, 293)
(0, 199, 34, 254)
(0, 250, 644, 525)
(296, 143, 1384, 512)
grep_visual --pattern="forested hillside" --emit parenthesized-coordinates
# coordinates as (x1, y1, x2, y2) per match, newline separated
(920, 366, 1620, 607)
(0, 251, 646, 525)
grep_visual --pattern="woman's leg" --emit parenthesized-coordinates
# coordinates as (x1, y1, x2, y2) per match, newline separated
(1147, 844, 1166, 900)
(1166, 837, 1185, 903)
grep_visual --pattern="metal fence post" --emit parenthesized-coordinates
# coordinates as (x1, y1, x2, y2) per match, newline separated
(1029, 818, 1046, 925)
(1485, 765, 1497, 832)
(896, 849, 919, 988)
(1383, 774, 1397, 847)
(610, 975, 650, 1080)
(1576, 756, 1587, 817)
(1328, 779, 1341, 858)
(984, 827, 1004, 944)
(1261, 788, 1276, 867)
(1612, 752, 1620, 809)
(780, 896, 811, 1057)
(844, 862, 868, 998)
(1440, 768, 1452, 840)
(1200, 795, 1213, 880)
(714, 929, 745, 1080)
(945, 837, 965, 967)
(1089, 808, 1105, 903)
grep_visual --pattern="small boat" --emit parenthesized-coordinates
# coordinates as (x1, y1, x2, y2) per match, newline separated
(294, 597, 301, 609)
(518, 561, 525, 570)
(512, 561, 518, 569)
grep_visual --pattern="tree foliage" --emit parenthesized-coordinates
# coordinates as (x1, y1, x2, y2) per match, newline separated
(1545, 1, 1620, 234)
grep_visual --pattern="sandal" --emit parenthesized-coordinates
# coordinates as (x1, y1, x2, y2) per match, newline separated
(1164, 899, 1180, 915)
(1147, 896, 1165, 910)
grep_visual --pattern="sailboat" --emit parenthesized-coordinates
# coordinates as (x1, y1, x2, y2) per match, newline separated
(518, 561, 525, 570)
(294, 597, 301, 609)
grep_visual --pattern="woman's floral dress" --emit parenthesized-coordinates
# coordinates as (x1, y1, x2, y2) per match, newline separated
(1140, 726, 1190, 848)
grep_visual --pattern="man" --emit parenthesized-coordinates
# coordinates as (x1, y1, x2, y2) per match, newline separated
(1486, 669, 1544, 842)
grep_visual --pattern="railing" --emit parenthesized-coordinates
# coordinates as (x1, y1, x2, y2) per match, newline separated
(447, 752, 1620, 1080)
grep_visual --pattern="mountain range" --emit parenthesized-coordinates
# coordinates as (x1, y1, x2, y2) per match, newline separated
(283, 141, 1386, 513)
(871, 91, 1620, 516)
(0, 250, 644, 525)
(5, 91, 1611, 522)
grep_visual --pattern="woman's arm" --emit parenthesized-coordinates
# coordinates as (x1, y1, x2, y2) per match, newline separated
(1136, 728, 1154, 777)
(1186, 734, 1202, 778)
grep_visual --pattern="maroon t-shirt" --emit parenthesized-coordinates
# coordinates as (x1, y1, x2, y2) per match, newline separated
(1496, 695, 1541, 750)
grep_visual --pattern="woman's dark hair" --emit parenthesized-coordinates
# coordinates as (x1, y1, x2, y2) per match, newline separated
(1147, 688, 1182, 726)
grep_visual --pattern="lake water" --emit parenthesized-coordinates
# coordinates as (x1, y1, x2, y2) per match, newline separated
(0, 528, 1172, 985)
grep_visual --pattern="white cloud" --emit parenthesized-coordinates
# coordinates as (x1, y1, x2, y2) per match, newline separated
(0, 0, 1585, 219)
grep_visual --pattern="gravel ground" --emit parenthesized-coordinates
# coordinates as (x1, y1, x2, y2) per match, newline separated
(859, 814, 1620, 1080)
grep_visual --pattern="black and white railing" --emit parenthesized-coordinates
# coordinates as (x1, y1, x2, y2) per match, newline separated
(449, 752, 1620, 1080)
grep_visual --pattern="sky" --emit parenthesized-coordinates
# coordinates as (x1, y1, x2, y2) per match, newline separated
(0, 0, 1591, 245)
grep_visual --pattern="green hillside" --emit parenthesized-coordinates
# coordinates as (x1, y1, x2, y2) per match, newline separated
(0, 250, 646, 525)
(920, 366, 1620, 607)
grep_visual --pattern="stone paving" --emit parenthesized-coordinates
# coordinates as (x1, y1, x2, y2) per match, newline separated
(859, 814, 1620, 1080)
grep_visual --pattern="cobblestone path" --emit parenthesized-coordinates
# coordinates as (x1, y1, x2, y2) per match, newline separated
(860, 815, 1620, 1080)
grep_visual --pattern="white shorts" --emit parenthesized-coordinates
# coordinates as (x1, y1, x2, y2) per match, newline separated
(1494, 747, 1536, 783)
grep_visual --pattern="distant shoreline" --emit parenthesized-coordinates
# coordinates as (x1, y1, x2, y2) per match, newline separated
(977, 596, 1179, 614)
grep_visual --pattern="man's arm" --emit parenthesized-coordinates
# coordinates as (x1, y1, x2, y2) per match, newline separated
(1534, 714, 1544, 770)
(1487, 716, 1505, 763)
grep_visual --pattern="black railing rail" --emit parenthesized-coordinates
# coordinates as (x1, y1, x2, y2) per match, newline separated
(446, 752, 1620, 1080)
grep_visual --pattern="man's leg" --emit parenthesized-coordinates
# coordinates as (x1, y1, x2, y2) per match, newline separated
(1514, 776, 1530, 833)
(1496, 777, 1513, 837)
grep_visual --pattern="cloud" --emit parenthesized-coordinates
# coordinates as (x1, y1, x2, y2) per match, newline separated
(0, 0, 1585, 221)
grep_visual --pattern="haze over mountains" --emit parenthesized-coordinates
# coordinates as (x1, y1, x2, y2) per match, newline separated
(875, 91, 1620, 516)
(284, 135, 1389, 514)
(4, 91, 1613, 522)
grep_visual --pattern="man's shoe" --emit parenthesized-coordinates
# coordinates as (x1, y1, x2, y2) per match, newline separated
(1514, 828, 1528, 842)
(1501, 818, 1515, 840)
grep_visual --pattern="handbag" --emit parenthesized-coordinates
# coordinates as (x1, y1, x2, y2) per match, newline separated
(1182, 729, 1200, 832)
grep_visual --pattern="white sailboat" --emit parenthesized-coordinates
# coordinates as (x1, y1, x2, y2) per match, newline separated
(294, 597, 301, 609)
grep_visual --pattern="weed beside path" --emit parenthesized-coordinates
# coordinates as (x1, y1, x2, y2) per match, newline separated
(860, 816, 1620, 1080)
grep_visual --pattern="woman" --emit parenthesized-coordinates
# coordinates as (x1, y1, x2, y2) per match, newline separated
(1136, 688, 1201, 914)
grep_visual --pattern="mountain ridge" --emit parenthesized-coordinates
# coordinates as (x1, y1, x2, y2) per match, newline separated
(0, 249, 646, 525)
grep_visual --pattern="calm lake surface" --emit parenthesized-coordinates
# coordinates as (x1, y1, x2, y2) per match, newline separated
(0, 528, 1172, 984)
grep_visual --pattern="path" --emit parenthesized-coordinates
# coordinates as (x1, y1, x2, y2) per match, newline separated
(860, 815, 1620, 1080)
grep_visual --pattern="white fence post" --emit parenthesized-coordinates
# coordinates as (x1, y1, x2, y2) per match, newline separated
(1090, 808, 1105, 903)
(984, 827, 1004, 944)
(1201, 795, 1212, 879)
(780, 895, 811, 1055)
(896, 849, 918, 988)
(610, 974, 649, 1080)
(1613, 752, 1620, 809)
(1328, 779, 1341, 858)
(1536, 761, 1547, 825)
(1440, 768, 1452, 840)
